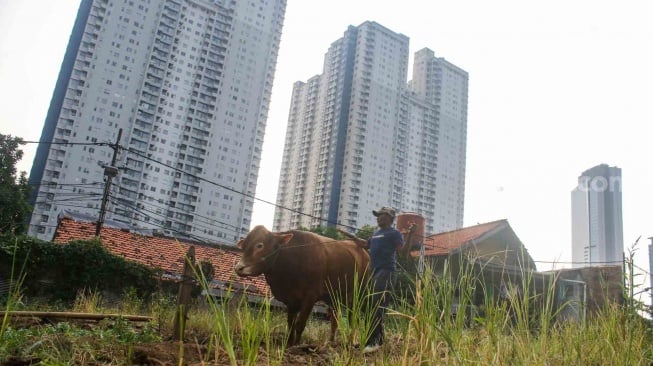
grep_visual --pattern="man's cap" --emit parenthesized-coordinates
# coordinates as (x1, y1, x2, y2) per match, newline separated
(373, 206, 396, 218)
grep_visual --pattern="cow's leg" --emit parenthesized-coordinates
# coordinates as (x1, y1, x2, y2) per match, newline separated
(286, 306, 300, 346)
(328, 306, 337, 342)
(290, 300, 315, 346)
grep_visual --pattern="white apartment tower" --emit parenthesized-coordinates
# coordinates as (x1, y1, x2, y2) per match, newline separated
(407, 49, 467, 231)
(273, 22, 468, 234)
(28, 0, 287, 243)
(571, 164, 624, 268)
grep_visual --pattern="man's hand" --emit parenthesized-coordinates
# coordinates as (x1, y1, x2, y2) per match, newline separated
(398, 222, 417, 258)
(355, 240, 369, 249)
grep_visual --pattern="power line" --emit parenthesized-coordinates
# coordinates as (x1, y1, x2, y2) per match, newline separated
(632, 263, 651, 277)
(109, 189, 243, 233)
(27, 181, 104, 188)
(107, 194, 242, 238)
(23, 139, 362, 233)
(106, 197, 229, 245)
(36, 187, 103, 195)
(48, 201, 220, 245)
(26, 140, 649, 267)
(22, 141, 108, 146)
(122, 147, 358, 231)
(33, 202, 100, 212)
(533, 260, 624, 265)
(34, 194, 103, 204)
(32, 186, 653, 270)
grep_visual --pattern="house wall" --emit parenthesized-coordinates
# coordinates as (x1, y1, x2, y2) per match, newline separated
(555, 266, 623, 315)
(422, 230, 546, 319)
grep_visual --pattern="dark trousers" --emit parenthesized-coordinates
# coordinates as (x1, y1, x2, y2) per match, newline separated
(367, 268, 394, 346)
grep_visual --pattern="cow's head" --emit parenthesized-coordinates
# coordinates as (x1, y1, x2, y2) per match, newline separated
(235, 225, 293, 277)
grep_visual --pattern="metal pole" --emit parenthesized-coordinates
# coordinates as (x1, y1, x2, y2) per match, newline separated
(173, 246, 196, 340)
(96, 129, 122, 236)
(649, 237, 653, 316)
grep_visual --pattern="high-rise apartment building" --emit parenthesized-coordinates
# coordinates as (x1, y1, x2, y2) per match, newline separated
(571, 164, 624, 268)
(273, 22, 468, 234)
(28, 0, 287, 242)
(408, 49, 468, 230)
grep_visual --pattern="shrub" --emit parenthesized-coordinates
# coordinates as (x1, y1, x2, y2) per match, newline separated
(0, 234, 159, 303)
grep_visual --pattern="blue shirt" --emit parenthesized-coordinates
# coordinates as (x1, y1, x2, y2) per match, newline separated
(368, 227, 404, 272)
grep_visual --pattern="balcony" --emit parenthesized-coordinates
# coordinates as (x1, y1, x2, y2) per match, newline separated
(61, 108, 77, 118)
(162, 8, 178, 20)
(145, 75, 163, 88)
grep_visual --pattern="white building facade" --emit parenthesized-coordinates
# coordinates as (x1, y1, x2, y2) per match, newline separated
(571, 164, 624, 268)
(406, 48, 468, 232)
(273, 22, 468, 234)
(28, 0, 287, 243)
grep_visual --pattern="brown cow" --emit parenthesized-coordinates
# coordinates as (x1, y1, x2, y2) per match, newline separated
(234, 225, 370, 346)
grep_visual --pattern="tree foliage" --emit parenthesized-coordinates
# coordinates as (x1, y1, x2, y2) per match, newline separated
(301, 225, 344, 240)
(0, 134, 31, 235)
(355, 224, 376, 240)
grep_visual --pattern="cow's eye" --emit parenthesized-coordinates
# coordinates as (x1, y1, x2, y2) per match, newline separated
(255, 242, 264, 249)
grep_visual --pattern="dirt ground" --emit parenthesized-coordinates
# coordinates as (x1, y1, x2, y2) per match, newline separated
(1, 316, 383, 365)
(131, 341, 339, 366)
(1, 339, 343, 366)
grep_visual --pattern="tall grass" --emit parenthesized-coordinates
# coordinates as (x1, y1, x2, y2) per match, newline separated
(382, 254, 652, 365)
(388, 258, 479, 364)
(171, 249, 653, 365)
(1, 238, 27, 339)
(327, 268, 378, 363)
(2, 247, 652, 365)
(186, 251, 287, 366)
(72, 288, 104, 313)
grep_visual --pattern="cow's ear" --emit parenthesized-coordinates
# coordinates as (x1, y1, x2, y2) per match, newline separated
(280, 233, 293, 245)
(236, 239, 244, 249)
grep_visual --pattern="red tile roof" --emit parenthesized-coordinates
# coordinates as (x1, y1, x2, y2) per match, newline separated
(53, 216, 270, 296)
(419, 220, 507, 257)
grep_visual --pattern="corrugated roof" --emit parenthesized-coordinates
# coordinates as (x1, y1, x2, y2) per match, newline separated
(53, 216, 270, 296)
(419, 219, 507, 257)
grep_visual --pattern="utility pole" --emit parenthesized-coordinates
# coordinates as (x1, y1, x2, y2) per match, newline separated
(96, 129, 122, 236)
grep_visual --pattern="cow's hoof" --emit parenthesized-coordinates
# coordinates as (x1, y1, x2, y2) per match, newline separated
(287, 344, 320, 354)
(362, 344, 381, 354)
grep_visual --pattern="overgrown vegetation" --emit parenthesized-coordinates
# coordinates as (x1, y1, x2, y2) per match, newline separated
(0, 235, 159, 303)
(1, 241, 652, 365)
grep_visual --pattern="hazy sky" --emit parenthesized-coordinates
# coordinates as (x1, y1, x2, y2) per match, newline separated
(1, 1, 652, 291)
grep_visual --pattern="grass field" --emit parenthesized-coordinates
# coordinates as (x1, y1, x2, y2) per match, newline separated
(2, 259, 652, 366)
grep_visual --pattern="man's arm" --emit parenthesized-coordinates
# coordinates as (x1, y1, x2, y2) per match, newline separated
(338, 228, 369, 249)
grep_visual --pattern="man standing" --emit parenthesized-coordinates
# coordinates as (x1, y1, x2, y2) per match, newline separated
(359, 206, 404, 353)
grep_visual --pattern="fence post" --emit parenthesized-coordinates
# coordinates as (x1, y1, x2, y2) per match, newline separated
(172, 246, 195, 340)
